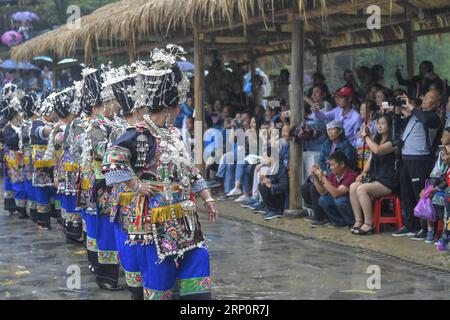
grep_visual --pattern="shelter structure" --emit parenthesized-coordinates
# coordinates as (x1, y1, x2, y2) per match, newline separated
(11, 0, 450, 210)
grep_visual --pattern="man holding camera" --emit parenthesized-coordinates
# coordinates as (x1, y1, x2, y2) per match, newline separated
(393, 89, 442, 240)
(311, 86, 362, 148)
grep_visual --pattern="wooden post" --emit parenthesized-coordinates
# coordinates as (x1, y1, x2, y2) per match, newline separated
(51, 56, 59, 89)
(128, 46, 136, 64)
(194, 29, 205, 173)
(250, 51, 257, 101)
(287, 17, 304, 212)
(405, 21, 415, 79)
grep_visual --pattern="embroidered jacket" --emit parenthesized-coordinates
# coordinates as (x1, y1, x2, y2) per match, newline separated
(79, 115, 113, 213)
(30, 119, 54, 187)
(62, 118, 86, 195)
(3, 124, 24, 184)
(103, 119, 208, 262)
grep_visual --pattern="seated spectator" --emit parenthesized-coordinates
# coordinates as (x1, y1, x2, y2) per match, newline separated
(235, 116, 261, 204)
(310, 152, 358, 228)
(349, 115, 399, 235)
(174, 94, 194, 128)
(422, 121, 450, 243)
(204, 117, 223, 180)
(318, 120, 355, 173)
(312, 86, 362, 147)
(300, 120, 355, 224)
(355, 101, 379, 171)
(302, 104, 327, 152)
(258, 159, 289, 221)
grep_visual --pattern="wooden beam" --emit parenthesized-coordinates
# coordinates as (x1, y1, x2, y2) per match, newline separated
(194, 30, 205, 173)
(214, 36, 248, 44)
(288, 17, 304, 212)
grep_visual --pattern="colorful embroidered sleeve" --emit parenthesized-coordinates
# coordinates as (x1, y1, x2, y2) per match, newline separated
(103, 145, 136, 186)
(183, 150, 208, 194)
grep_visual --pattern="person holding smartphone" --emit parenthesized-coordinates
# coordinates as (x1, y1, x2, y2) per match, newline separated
(349, 115, 398, 235)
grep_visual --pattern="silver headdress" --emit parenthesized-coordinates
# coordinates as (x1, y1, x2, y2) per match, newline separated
(132, 44, 190, 113)
(38, 91, 58, 116)
(70, 80, 84, 116)
(101, 63, 132, 103)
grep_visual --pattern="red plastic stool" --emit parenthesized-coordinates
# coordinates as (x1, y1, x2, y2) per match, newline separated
(373, 194, 403, 234)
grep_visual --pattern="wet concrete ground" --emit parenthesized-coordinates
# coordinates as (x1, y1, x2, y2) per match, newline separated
(1, 207, 450, 300)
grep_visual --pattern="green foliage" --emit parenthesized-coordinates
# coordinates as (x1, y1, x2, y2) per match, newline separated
(0, 0, 116, 29)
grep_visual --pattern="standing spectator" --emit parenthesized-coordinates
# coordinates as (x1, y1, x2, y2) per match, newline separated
(371, 64, 386, 88)
(273, 69, 290, 104)
(312, 86, 362, 147)
(307, 72, 330, 101)
(396, 61, 443, 99)
(18, 21, 30, 41)
(41, 65, 53, 91)
(349, 115, 398, 235)
(343, 69, 358, 92)
(355, 66, 372, 101)
(310, 152, 358, 228)
(393, 90, 442, 239)
(308, 84, 334, 112)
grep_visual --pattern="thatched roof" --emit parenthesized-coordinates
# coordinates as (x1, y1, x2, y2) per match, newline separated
(10, 0, 450, 62)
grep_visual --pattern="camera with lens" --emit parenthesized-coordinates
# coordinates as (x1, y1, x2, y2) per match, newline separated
(388, 96, 404, 108)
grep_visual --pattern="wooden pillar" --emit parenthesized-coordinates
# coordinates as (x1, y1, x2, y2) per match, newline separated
(405, 21, 415, 79)
(194, 30, 205, 173)
(51, 56, 59, 89)
(128, 46, 136, 64)
(288, 17, 305, 211)
(250, 52, 257, 100)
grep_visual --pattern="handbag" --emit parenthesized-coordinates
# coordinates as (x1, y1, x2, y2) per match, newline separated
(414, 180, 437, 222)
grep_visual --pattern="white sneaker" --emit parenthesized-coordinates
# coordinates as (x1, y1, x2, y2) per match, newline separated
(226, 187, 243, 197)
(234, 194, 250, 203)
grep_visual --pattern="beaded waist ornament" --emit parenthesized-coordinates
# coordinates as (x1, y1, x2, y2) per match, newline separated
(119, 182, 205, 263)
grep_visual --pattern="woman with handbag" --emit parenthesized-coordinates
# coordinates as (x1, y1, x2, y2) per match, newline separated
(349, 115, 399, 235)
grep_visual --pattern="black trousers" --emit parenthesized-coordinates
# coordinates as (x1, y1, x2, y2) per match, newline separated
(399, 159, 434, 231)
(301, 181, 327, 221)
(258, 184, 284, 212)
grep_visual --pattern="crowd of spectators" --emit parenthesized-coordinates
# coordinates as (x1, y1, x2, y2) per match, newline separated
(188, 58, 450, 249)
(0, 65, 79, 95)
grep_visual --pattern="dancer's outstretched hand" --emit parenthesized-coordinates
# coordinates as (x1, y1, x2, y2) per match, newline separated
(205, 201, 219, 224)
